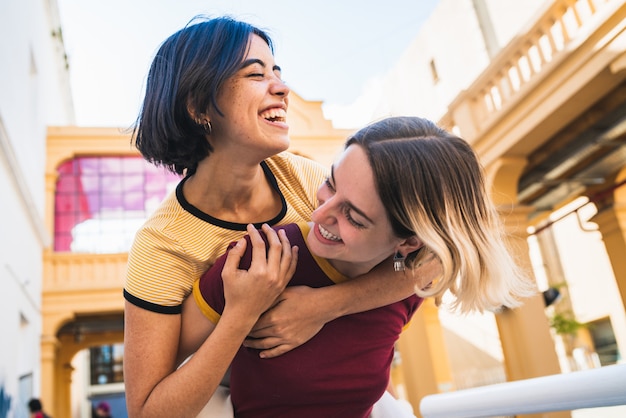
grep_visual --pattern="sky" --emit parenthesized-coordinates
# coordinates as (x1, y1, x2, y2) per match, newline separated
(57, 0, 439, 129)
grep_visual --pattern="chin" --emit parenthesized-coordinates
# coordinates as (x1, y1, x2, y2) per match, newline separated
(270, 137, 290, 153)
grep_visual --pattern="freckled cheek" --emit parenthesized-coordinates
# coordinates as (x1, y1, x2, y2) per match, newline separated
(221, 82, 247, 107)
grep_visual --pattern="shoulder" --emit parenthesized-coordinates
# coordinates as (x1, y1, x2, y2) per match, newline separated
(265, 152, 328, 202)
(264, 153, 328, 220)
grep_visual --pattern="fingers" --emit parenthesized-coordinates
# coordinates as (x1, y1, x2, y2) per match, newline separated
(261, 223, 281, 273)
(261, 224, 292, 274)
(242, 337, 295, 359)
(221, 225, 299, 328)
(274, 227, 298, 284)
(255, 224, 296, 288)
(242, 336, 281, 350)
(223, 237, 247, 272)
(248, 224, 269, 273)
(247, 320, 278, 338)
(414, 252, 443, 291)
(258, 345, 293, 359)
(249, 308, 279, 335)
(284, 240, 298, 284)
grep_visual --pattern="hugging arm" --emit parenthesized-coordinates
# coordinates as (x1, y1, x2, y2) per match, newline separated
(124, 225, 296, 418)
(246, 253, 441, 357)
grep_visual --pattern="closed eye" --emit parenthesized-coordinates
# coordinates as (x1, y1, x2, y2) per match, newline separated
(324, 178, 336, 192)
(342, 205, 365, 228)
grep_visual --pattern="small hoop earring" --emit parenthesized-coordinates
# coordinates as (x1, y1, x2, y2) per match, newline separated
(194, 118, 212, 135)
(393, 252, 406, 272)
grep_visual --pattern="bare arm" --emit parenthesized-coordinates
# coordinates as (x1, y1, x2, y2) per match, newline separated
(246, 254, 441, 358)
(178, 290, 216, 364)
(124, 225, 297, 417)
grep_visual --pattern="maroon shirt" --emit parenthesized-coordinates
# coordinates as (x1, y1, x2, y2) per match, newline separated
(196, 222, 422, 417)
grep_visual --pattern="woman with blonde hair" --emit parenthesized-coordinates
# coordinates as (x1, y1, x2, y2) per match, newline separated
(180, 116, 536, 417)
(123, 16, 440, 418)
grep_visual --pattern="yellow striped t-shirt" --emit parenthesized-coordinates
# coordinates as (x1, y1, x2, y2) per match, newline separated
(124, 152, 328, 314)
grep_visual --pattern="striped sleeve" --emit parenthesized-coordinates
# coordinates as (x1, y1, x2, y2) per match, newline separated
(124, 225, 196, 313)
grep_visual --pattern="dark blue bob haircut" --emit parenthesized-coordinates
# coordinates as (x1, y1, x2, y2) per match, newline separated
(133, 15, 274, 175)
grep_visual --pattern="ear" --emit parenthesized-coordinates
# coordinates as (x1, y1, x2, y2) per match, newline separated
(396, 235, 423, 257)
(186, 99, 200, 122)
(186, 98, 207, 124)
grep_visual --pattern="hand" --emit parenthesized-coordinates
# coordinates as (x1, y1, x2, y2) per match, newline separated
(414, 250, 442, 291)
(222, 224, 298, 322)
(244, 285, 328, 358)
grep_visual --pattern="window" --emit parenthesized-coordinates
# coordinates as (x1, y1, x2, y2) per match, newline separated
(90, 344, 124, 385)
(54, 156, 181, 253)
(588, 317, 620, 366)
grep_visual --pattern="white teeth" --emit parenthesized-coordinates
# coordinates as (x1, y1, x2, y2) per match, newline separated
(318, 224, 341, 241)
(261, 108, 286, 121)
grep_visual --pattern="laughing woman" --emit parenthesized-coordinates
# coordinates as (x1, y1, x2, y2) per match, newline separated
(123, 17, 439, 418)
(180, 116, 536, 417)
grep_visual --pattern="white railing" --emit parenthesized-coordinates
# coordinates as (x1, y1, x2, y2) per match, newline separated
(440, 0, 623, 135)
(420, 364, 626, 418)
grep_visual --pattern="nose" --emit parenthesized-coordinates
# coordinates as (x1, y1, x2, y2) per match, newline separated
(312, 186, 337, 224)
(271, 76, 290, 97)
(311, 203, 334, 225)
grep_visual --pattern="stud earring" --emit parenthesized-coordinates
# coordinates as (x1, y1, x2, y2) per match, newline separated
(393, 252, 406, 272)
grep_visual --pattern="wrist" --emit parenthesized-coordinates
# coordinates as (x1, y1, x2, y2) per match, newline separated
(220, 307, 258, 333)
(313, 285, 352, 321)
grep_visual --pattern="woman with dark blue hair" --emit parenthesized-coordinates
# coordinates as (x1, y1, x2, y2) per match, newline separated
(123, 16, 436, 417)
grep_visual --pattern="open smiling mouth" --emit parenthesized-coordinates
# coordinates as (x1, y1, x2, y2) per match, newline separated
(318, 224, 341, 242)
(261, 108, 286, 122)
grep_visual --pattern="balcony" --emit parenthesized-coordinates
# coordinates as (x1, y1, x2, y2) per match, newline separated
(42, 251, 127, 336)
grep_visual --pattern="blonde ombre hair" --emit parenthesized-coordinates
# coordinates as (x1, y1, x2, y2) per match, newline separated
(346, 116, 536, 313)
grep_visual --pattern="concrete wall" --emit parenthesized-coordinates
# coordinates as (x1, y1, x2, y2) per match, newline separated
(0, 0, 73, 415)
(345, 0, 625, 389)
(328, 0, 548, 128)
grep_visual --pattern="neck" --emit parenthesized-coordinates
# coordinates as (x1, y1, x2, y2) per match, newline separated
(184, 157, 281, 223)
(327, 259, 381, 279)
